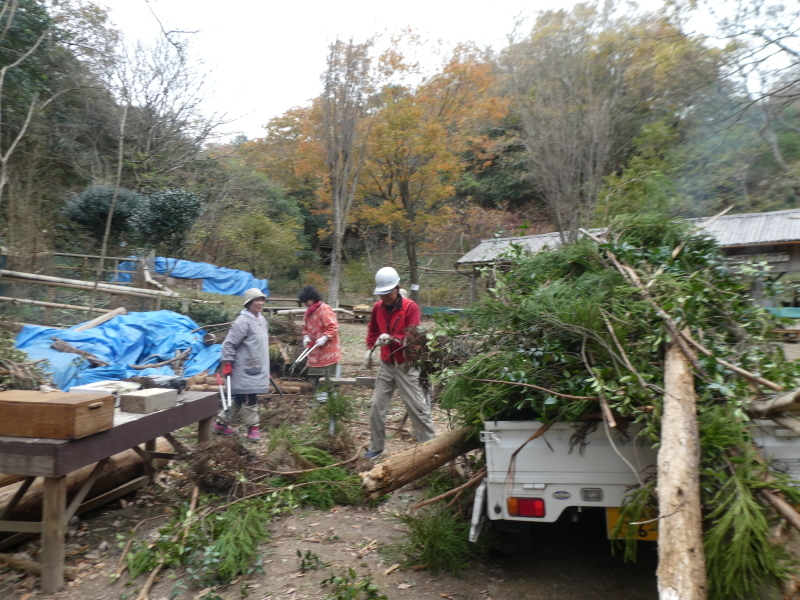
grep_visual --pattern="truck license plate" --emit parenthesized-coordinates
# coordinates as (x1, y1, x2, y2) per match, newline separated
(605, 507, 658, 541)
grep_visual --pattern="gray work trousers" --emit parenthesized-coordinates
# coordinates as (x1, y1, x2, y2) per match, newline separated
(369, 361, 435, 453)
(218, 393, 259, 427)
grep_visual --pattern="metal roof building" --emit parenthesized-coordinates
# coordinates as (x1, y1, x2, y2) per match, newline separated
(458, 208, 800, 271)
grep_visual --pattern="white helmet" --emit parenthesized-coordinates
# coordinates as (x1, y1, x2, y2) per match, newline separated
(242, 287, 267, 307)
(373, 266, 400, 295)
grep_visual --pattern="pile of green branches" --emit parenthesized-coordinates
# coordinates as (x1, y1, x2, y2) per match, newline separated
(425, 213, 800, 599)
(124, 491, 297, 592)
(126, 427, 364, 594)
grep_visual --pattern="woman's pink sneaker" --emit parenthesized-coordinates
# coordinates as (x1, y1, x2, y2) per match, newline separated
(213, 422, 236, 436)
(246, 426, 261, 441)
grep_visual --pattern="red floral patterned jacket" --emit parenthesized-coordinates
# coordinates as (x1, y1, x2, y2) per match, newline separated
(302, 301, 342, 367)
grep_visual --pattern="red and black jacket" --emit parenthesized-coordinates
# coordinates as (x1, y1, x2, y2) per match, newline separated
(366, 297, 421, 364)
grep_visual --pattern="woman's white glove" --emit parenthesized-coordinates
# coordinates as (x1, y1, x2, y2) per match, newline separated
(302, 335, 311, 348)
(363, 348, 374, 369)
(376, 333, 393, 346)
(315, 335, 329, 347)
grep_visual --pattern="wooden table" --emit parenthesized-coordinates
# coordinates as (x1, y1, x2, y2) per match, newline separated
(0, 390, 218, 593)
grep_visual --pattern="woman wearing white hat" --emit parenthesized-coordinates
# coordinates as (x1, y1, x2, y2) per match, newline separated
(214, 287, 270, 441)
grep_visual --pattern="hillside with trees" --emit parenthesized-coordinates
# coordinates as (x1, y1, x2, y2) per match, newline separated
(1, 0, 798, 304)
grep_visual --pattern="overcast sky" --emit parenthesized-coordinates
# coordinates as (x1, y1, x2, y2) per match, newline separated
(98, 0, 721, 141)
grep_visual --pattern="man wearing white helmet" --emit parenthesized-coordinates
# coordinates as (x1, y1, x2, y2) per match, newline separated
(214, 287, 270, 441)
(363, 267, 436, 459)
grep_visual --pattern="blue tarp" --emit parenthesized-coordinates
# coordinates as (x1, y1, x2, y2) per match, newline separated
(767, 307, 800, 319)
(114, 257, 269, 297)
(14, 311, 221, 391)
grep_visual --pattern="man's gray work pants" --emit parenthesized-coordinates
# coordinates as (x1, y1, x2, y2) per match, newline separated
(369, 361, 435, 453)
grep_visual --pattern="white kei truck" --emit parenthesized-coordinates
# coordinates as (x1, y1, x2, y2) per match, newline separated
(468, 419, 800, 543)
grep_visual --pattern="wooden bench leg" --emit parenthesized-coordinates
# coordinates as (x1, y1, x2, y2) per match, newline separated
(198, 416, 213, 443)
(41, 475, 66, 593)
(145, 439, 157, 482)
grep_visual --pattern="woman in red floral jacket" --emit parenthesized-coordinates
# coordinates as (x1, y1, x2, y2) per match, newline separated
(299, 286, 341, 386)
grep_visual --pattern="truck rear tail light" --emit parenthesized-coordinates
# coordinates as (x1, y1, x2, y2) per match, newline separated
(507, 497, 545, 518)
(581, 488, 603, 502)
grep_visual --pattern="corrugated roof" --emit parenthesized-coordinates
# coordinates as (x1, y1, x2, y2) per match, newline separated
(457, 231, 566, 265)
(687, 208, 800, 247)
(457, 208, 800, 266)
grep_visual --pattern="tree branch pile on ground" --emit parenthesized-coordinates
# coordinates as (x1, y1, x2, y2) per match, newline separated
(0, 324, 47, 390)
(422, 213, 800, 600)
(127, 423, 365, 597)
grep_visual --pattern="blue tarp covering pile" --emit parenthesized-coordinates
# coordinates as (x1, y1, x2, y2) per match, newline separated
(115, 257, 269, 297)
(767, 307, 800, 319)
(14, 311, 221, 391)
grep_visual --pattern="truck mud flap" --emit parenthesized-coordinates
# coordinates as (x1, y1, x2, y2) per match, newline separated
(468, 478, 487, 543)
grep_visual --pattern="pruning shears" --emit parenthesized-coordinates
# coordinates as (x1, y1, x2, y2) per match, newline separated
(215, 372, 232, 418)
(289, 344, 314, 375)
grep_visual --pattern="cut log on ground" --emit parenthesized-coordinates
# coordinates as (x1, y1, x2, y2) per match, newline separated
(272, 379, 313, 392)
(360, 426, 481, 500)
(0, 474, 25, 489)
(657, 341, 706, 600)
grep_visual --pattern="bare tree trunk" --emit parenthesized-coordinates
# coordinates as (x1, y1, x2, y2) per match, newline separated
(405, 227, 420, 303)
(360, 426, 480, 499)
(328, 220, 343, 307)
(90, 103, 128, 314)
(321, 38, 373, 306)
(657, 341, 706, 600)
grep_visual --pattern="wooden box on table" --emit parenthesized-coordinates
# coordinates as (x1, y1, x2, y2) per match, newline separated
(0, 390, 114, 439)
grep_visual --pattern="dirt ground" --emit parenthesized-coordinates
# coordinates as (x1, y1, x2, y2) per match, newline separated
(0, 321, 658, 600)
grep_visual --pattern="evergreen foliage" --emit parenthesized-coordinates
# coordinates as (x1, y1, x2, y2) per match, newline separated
(296, 467, 362, 510)
(427, 213, 800, 598)
(129, 189, 203, 256)
(310, 390, 357, 434)
(199, 499, 273, 585)
(62, 185, 145, 243)
(126, 492, 297, 587)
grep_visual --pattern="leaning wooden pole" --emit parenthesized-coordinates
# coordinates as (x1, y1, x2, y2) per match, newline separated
(658, 341, 706, 600)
